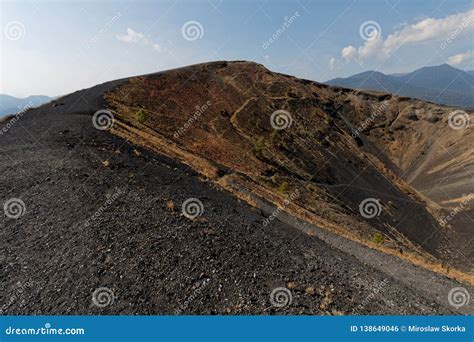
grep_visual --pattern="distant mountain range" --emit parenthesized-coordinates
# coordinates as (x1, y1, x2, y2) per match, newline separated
(0, 94, 53, 116)
(326, 64, 474, 108)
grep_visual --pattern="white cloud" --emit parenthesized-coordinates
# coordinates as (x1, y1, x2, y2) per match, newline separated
(117, 28, 164, 53)
(341, 46, 358, 62)
(117, 28, 147, 44)
(328, 57, 337, 70)
(341, 9, 474, 63)
(448, 50, 474, 65)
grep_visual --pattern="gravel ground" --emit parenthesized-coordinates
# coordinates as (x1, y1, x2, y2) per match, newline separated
(0, 81, 471, 315)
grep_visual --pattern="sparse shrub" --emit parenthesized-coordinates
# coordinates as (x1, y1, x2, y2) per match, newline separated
(135, 108, 149, 123)
(166, 199, 175, 211)
(252, 136, 265, 159)
(320, 287, 333, 310)
(320, 138, 330, 147)
(372, 232, 384, 245)
(316, 127, 326, 139)
(269, 129, 278, 143)
(270, 174, 278, 184)
(313, 129, 325, 141)
(278, 181, 289, 194)
(130, 76, 146, 84)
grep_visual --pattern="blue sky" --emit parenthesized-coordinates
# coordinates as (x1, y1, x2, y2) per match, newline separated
(1, 0, 473, 97)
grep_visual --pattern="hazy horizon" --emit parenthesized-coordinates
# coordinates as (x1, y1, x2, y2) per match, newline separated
(1, 0, 473, 97)
(1, 61, 473, 99)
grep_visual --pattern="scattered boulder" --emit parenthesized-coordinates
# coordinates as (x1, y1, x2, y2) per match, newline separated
(424, 114, 441, 123)
(391, 122, 405, 131)
(404, 113, 419, 121)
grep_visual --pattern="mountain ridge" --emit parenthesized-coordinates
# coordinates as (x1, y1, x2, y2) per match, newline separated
(326, 64, 474, 108)
(0, 94, 53, 116)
